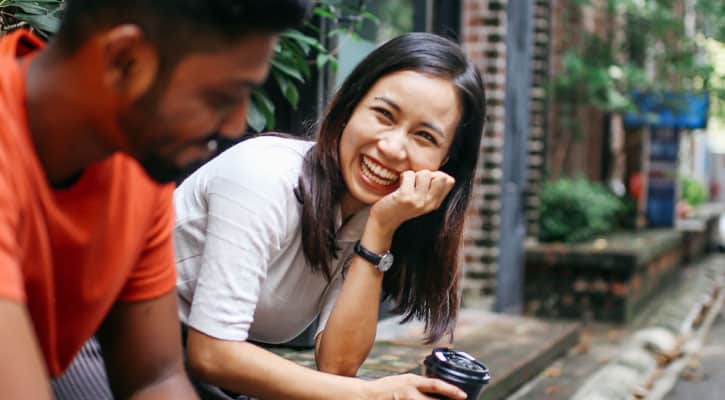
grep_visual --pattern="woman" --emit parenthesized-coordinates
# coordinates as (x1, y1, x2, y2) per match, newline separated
(178, 31, 486, 399)
(53, 32, 485, 400)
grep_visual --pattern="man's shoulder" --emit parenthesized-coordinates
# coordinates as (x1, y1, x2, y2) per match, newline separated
(0, 37, 33, 181)
(0, 65, 24, 149)
(0, 85, 32, 203)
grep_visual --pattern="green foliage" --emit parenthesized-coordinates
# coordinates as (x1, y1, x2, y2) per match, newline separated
(550, 0, 725, 129)
(249, 0, 378, 132)
(0, 1, 63, 38)
(697, 0, 725, 43)
(0, 0, 376, 132)
(550, 38, 643, 115)
(680, 175, 708, 206)
(539, 178, 624, 243)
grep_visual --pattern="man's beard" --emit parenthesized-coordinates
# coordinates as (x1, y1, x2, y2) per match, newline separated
(122, 91, 225, 184)
(123, 83, 190, 184)
(138, 133, 223, 184)
(137, 153, 187, 184)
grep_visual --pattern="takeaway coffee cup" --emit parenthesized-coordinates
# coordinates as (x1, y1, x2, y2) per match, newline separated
(423, 348, 491, 399)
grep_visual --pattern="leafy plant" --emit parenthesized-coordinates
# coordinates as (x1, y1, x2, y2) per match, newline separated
(0, 0, 377, 132)
(679, 175, 708, 206)
(697, 0, 725, 44)
(248, 0, 378, 131)
(539, 178, 624, 243)
(0, 0, 63, 38)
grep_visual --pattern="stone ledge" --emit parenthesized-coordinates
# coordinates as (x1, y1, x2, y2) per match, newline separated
(270, 309, 580, 400)
(525, 229, 685, 322)
(676, 202, 725, 233)
(525, 230, 682, 272)
(677, 202, 725, 262)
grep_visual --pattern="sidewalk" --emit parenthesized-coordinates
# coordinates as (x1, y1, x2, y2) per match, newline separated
(270, 255, 724, 400)
(507, 253, 725, 400)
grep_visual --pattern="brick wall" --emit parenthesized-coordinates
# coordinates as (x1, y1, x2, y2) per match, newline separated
(460, 0, 551, 303)
(461, 0, 508, 302)
(528, 0, 552, 238)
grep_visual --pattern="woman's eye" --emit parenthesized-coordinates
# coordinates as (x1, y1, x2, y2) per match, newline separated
(373, 108, 394, 122)
(416, 131, 438, 145)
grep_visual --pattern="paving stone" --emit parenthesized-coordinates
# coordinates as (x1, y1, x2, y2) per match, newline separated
(614, 345, 658, 375)
(633, 327, 678, 355)
(571, 364, 641, 400)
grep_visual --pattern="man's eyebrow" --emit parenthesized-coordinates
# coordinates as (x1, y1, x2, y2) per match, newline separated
(374, 96, 447, 140)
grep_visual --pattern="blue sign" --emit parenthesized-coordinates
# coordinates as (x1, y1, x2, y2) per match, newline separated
(646, 127, 680, 227)
(624, 92, 709, 129)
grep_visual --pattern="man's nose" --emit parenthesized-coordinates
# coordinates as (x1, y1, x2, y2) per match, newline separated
(218, 100, 250, 139)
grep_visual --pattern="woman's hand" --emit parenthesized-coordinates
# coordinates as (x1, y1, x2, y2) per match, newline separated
(361, 374, 467, 400)
(369, 170, 455, 235)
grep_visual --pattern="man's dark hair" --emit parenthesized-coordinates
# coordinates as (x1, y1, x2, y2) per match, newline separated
(54, 0, 309, 56)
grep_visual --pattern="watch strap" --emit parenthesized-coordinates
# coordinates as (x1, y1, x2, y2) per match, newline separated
(354, 240, 383, 265)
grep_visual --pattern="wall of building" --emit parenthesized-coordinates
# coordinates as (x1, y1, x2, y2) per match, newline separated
(460, 0, 550, 304)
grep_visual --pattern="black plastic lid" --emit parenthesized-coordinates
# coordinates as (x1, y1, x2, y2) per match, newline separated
(424, 348, 491, 384)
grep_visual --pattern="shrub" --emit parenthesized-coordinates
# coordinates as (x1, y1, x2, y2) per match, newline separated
(539, 178, 624, 243)
(679, 175, 708, 206)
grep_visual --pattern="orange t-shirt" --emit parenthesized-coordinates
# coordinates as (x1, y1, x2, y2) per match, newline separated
(0, 30, 177, 377)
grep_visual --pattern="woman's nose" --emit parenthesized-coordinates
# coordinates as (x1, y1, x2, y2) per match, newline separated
(377, 130, 408, 161)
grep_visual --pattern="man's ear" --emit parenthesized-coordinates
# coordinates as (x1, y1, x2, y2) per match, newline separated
(101, 25, 159, 102)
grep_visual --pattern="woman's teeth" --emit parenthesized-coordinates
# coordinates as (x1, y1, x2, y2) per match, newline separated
(361, 156, 399, 186)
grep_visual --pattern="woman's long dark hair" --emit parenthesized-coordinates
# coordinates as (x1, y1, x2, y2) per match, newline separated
(297, 32, 486, 343)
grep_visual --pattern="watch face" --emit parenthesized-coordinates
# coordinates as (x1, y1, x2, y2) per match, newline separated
(379, 253, 394, 272)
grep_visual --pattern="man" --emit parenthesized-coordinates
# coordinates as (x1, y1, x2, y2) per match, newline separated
(0, 1, 308, 398)
(1, 1, 468, 399)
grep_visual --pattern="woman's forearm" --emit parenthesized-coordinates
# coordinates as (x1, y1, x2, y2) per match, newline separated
(316, 219, 394, 376)
(186, 329, 367, 400)
(316, 259, 384, 375)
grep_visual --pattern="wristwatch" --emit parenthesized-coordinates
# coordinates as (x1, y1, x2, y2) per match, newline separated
(354, 240, 394, 273)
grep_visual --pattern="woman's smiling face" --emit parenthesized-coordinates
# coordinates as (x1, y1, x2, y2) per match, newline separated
(339, 70, 462, 211)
